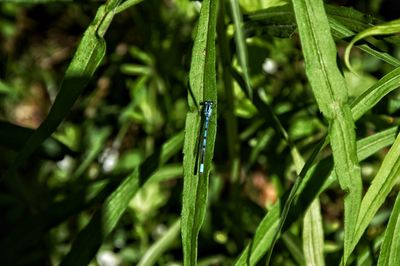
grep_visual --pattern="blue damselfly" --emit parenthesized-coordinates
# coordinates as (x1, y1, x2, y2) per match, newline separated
(194, 101, 214, 175)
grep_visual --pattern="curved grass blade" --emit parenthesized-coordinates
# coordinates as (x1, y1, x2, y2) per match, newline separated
(329, 17, 400, 67)
(377, 192, 400, 266)
(233, 38, 400, 265)
(8, 1, 113, 169)
(181, 0, 218, 264)
(345, 18, 400, 73)
(59, 132, 184, 266)
(3, 0, 130, 199)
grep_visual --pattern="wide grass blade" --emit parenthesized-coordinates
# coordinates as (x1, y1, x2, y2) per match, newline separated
(377, 193, 400, 266)
(235, 5, 400, 263)
(181, 0, 218, 265)
(232, 27, 400, 263)
(59, 132, 184, 266)
(291, 1, 362, 263)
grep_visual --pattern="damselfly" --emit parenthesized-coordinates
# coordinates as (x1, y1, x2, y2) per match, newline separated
(194, 101, 214, 175)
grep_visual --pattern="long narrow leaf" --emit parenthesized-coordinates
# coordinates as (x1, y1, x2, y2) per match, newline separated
(377, 192, 400, 266)
(229, 0, 252, 99)
(234, 202, 281, 265)
(351, 66, 400, 121)
(138, 219, 181, 266)
(181, 0, 219, 265)
(3, 0, 128, 199)
(348, 132, 400, 259)
(291, 1, 362, 263)
(303, 199, 325, 266)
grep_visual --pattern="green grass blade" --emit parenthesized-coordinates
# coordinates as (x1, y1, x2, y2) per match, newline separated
(350, 66, 400, 121)
(303, 199, 325, 266)
(329, 17, 400, 67)
(115, 0, 144, 14)
(229, 0, 252, 99)
(71, 126, 111, 180)
(347, 132, 400, 260)
(233, 43, 400, 263)
(291, 1, 362, 263)
(324, 4, 377, 33)
(356, 127, 399, 161)
(244, 5, 400, 67)
(5, 1, 123, 178)
(345, 18, 400, 72)
(377, 193, 400, 266)
(235, 125, 398, 266)
(0, 4, 118, 215)
(234, 203, 281, 265)
(1, 1, 130, 210)
(138, 219, 181, 266)
(59, 132, 184, 266)
(280, 233, 305, 266)
(282, 233, 305, 266)
(181, 0, 218, 265)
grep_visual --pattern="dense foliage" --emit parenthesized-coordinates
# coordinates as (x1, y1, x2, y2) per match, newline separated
(1, 0, 400, 265)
